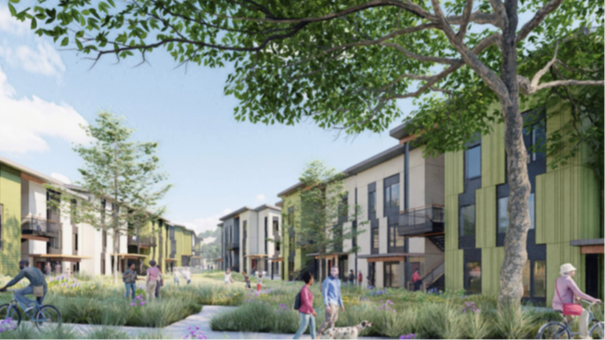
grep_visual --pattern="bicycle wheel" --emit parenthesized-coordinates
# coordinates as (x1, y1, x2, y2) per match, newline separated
(537, 321, 571, 339)
(0, 303, 21, 331)
(34, 305, 61, 332)
(590, 322, 604, 339)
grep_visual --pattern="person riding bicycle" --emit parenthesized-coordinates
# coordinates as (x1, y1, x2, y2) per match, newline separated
(0, 260, 48, 313)
(553, 263, 601, 339)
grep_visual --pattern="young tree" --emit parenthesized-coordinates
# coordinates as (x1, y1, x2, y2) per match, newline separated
(52, 112, 171, 284)
(13, 0, 603, 306)
(296, 160, 365, 283)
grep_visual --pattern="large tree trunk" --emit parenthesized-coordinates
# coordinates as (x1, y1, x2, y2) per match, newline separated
(113, 206, 120, 285)
(498, 0, 532, 307)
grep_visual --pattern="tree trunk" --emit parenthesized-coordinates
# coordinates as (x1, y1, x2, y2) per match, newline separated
(498, 0, 532, 308)
(159, 227, 163, 272)
(318, 251, 322, 284)
(113, 206, 120, 285)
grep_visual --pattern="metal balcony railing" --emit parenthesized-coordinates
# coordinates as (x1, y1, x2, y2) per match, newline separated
(21, 217, 60, 236)
(398, 205, 445, 236)
(128, 235, 157, 247)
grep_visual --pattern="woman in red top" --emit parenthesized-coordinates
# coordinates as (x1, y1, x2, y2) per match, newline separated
(293, 271, 317, 339)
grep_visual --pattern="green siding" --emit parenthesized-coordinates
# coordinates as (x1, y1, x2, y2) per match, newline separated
(281, 191, 309, 281)
(475, 186, 497, 249)
(0, 165, 21, 276)
(444, 97, 601, 304)
(444, 150, 464, 291)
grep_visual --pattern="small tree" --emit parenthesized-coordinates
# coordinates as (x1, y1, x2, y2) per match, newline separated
(296, 160, 365, 283)
(52, 112, 171, 284)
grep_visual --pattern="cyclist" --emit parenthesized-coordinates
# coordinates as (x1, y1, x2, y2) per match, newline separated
(0, 260, 48, 313)
(553, 263, 601, 339)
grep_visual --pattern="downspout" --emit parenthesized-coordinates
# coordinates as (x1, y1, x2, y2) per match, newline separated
(404, 142, 410, 288)
(354, 187, 358, 285)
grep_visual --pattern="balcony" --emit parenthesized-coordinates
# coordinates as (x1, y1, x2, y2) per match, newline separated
(398, 205, 445, 237)
(128, 236, 157, 248)
(21, 217, 60, 237)
(229, 241, 240, 250)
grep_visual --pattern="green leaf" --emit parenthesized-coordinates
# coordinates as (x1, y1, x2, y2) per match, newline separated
(8, 3, 16, 16)
(9, 0, 20, 3)
(30, 18, 37, 29)
(61, 37, 69, 46)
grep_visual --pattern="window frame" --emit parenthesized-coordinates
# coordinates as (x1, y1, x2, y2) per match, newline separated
(465, 145, 482, 180)
(459, 204, 476, 237)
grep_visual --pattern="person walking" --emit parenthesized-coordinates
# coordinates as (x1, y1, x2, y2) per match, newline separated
(243, 271, 251, 289)
(348, 270, 355, 286)
(123, 263, 137, 300)
(155, 265, 164, 299)
(44, 262, 51, 277)
(256, 271, 263, 292)
(552, 263, 601, 339)
(412, 269, 422, 291)
(293, 271, 317, 339)
(358, 271, 363, 287)
(317, 266, 344, 337)
(145, 260, 161, 301)
(182, 267, 192, 284)
(224, 268, 233, 285)
(174, 269, 181, 286)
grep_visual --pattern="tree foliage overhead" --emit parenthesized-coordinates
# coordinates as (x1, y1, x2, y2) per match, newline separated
(11, 0, 602, 145)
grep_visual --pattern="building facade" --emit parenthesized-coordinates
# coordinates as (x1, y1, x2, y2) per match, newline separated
(444, 104, 604, 304)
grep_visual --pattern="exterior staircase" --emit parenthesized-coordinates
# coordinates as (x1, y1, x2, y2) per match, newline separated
(429, 234, 445, 251)
(420, 258, 445, 291)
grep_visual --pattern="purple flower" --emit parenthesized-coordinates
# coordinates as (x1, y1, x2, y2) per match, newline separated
(130, 302, 136, 307)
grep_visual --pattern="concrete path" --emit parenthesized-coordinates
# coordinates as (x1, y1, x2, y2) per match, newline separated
(63, 305, 386, 339)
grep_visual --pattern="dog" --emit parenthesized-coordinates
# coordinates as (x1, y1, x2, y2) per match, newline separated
(321, 320, 374, 339)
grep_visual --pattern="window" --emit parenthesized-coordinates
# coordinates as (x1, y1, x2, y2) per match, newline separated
(288, 208, 294, 227)
(384, 183, 400, 209)
(368, 191, 376, 214)
(466, 261, 481, 294)
(388, 224, 404, 249)
(524, 120, 546, 162)
(73, 233, 78, 251)
(273, 220, 279, 233)
(460, 205, 476, 237)
(534, 261, 546, 298)
(497, 193, 535, 234)
(384, 262, 399, 288)
(276, 242, 281, 251)
(372, 228, 379, 250)
(465, 145, 481, 179)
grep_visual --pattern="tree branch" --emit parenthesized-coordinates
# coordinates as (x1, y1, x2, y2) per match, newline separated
(516, 0, 564, 44)
(380, 42, 462, 65)
(488, 0, 507, 29)
(456, 0, 474, 41)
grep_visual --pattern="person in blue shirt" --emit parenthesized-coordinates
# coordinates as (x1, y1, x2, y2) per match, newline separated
(0, 260, 48, 313)
(317, 266, 345, 337)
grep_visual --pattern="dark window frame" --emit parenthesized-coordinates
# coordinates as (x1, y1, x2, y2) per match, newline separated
(459, 204, 476, 237)
(383, 175, 401, 213)
(465, 145, 482, 180)
(384, 261, 400, 288)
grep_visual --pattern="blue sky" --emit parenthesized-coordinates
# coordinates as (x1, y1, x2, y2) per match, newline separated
(0, 5, 415, 234)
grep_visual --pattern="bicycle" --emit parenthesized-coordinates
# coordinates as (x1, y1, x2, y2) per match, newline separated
(537, 300, 603, 339)
(0, 289, 62, 332)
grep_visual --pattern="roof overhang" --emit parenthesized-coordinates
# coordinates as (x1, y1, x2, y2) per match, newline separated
(219, 206, 254, 221)
(245, 254, 269, 258)
(358, 253, 425, 263)
(343, 144, 405, 176)
(110, 253, 149, 259)
(305, 252, 349, 259)
(570, 238, 604, 254)
(389, 122, 413, 141)
(33, 254, 92, 262)
(0, 155, 64, 186)
(165, 258, 178, 262)
(253, 204, 281, 213)
(269, 257, 284, 262)
(212, 258, 224, 262)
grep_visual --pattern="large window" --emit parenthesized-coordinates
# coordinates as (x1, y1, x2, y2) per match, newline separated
(497, 193, 535, 234)
(524, 120, 546, 162)
(466, 261, 482, 294)
(465, 145, 481, 179)
(522, 260, 546, 299)
(372, 228, 379, 251)
(388, 224, 404, 249)
(460, 205, 476, 237)
(384, 182, 400, 209)
(368, 191, 376, 215)
(384, 262, 400, 288)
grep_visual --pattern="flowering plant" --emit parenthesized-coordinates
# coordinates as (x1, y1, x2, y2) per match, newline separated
(183, 326, 207, 339)
(130, 295, 147, 307)
(277, 303, 289, 313)
(400, 333, 416, 339)
(462, 301, 480, 314)
(0, 317, 16, 333)
(377, 300, 396, 313)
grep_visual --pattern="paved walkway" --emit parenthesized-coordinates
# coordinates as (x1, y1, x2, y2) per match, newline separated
(65, 305, 385, 339)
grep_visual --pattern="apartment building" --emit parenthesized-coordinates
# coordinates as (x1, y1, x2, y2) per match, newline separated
(219, 204, 281, 277)
(278, 126, 446, 289)
(444, 105, 604, 304)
